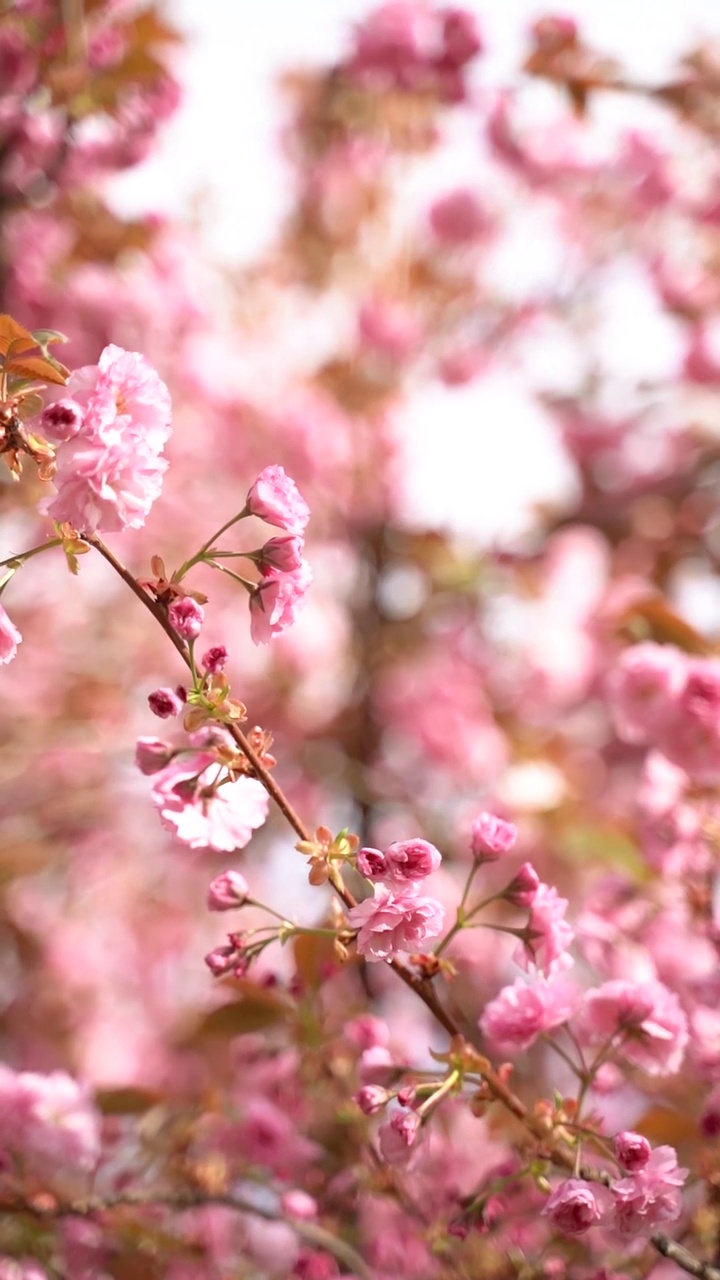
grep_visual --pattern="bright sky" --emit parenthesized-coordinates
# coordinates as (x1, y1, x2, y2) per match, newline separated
(111, 0, 720, 543)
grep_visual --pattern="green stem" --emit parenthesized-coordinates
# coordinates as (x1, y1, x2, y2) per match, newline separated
(0, 537, 62, 571)
(174, 507, 249, 581)
(207, 561, 255, 591)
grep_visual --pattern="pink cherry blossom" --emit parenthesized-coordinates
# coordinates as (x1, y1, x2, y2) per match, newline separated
(580, 979, 688, 1075)
(611, 1146, 687, 1236)
(0, 604, 22, 664)
(41, 344, 172, 533)
(348, 886, 445, 962)
(249, 562, 312, 644)
(543, 1179, 610, 1236)
(514, 883, 574, 974)
(151, 752, 269, 852)
(246, 465, 310, 536)
(480, 975, 581, 1056)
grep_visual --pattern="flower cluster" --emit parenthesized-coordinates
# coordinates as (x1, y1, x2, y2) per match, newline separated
(544, 1142, 687, 1239)
(40, 344, 172, 534)
(349, 839, 445, 961)
(246, 466, 312, 644)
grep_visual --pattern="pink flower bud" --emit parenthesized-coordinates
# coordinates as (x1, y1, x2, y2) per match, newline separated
(356, 847, 387, 878)
(470, 812, 517, 859)
(168, 596, 204, 641)
(615, 1131, 652, 1171)
(355, 1085, 389, 1115)
(135, 736, 174, 775)
(148, 687, 184, 719)
(384, 838, 442, 883)
(41, 398, 84, 442)
(504, 861, 540, 907)
(378, 1110, 421, 1166)
(396, 1085, 417, 1107)
(257, 535, 305, 574)
(204, 944, 239, 977)
(201, 645, 228, 673)
(207, 870, 250, 912)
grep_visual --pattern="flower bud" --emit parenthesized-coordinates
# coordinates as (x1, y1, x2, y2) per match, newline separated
(201, 644, 228, 673)
(148, 687, 184, 719)
(470, 812, 517, 860)
(356, 847, 387, 878)
(614, 1131, 651, 1171)
(207, 870, 250, 912)
(41, 398, 84, 442)
(355, 1085, 389, 1115)
(257, 535, 305, 574)
(135, 736, 174, 775)
(168, 596, 204, 641)
(504, 861, 540, 907)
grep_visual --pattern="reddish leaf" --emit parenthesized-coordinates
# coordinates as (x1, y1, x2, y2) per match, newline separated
(0, 314, 38, 357)
(177, 984, 293, 1048)
(96, 1086, 161, 1115)
(6, 355, 70, 386)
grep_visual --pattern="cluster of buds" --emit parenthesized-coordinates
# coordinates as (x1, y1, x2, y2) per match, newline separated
(183, 671, 247, 732)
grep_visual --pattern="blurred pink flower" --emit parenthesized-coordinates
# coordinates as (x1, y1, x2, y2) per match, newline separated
(0, 604, 22, 664)
(480, 975, 581, 1055)
(611, 1145, 687, 1236)
(580, 979, 688, 1076)
(0, 1066, 100, 1178)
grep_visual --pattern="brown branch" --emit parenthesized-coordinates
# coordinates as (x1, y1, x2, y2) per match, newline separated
(86, 533, 710, 1280)
(86, 534, 312, 844)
